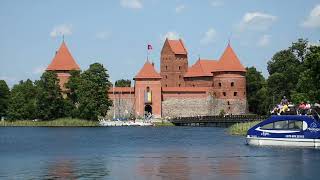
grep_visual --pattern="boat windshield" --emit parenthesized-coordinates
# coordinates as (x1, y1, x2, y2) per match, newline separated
(261, 120, 303, 130)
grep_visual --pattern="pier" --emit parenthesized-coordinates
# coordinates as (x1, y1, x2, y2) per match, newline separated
(170, 115, 266, 127)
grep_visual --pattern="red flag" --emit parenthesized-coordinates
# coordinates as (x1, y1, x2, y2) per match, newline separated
(147, 44, 152, 50)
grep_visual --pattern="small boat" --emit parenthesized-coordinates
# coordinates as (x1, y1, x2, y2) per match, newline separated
(246, 115, 320, 147)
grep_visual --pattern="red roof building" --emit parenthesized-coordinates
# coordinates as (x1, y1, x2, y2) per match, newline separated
(46, 42, 80, 71)
(215, 43, 246, 72)
(167, 39, 188, 55)
(134, 61, 162, 79)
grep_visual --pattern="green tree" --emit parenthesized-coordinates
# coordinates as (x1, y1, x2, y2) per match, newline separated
(35, 71, 66, 120)
(291, 44, 320, 103)
(245, 67, 267, 114)
(64, 70, 81, 117)
(77, 63, 112, 120)
(267, 44, 303, 103)
(115, 79, 131, 87)
(7, 79, 37, 120)
(0, 80, 10, 118)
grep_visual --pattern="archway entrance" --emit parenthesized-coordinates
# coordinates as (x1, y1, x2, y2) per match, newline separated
(144, 105, 152, 118)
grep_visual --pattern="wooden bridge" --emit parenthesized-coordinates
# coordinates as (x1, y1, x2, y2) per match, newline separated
(170, 115, 266, 127)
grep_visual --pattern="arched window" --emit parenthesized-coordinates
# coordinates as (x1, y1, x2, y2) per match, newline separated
(234, 92, 238, 96)
(231, 82, 234, 87)
(219, 82, 222, 87)
(223, 92, 226, 96)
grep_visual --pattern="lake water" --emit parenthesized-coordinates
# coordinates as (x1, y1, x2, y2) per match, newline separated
(0, 127, 319, 180)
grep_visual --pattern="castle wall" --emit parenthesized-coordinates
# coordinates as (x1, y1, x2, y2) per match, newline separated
(161, 87, 247, 118)
(107, 88, 135, 119)
(184, 76, 213, 87)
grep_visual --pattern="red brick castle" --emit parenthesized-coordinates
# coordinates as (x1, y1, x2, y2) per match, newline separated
(47, 39, 247, 118)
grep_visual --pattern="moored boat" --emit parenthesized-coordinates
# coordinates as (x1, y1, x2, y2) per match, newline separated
(246, 115, 320, 147)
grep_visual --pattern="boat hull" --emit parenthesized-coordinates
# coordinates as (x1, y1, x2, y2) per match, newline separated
(246, 136, 320, 148)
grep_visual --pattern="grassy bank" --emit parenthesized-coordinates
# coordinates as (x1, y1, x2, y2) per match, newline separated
(0, 118, 99, 127)
(153, 121, 175, 127)
(228, 121, 261, 136)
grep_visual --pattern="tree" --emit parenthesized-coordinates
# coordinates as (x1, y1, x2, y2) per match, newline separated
(245, 67, 267, 114)
(7, 79, 37, 120)
(290, 38, 308, 63)
(77, 63, 112, 120)
(267, 47, 302, 103)
(0, 80, 10, 118)
(35, 71, 66, 120)
(115, 79, 131, 87)
(291, 44, 320, 103)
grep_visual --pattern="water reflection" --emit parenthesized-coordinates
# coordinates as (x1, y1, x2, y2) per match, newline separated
(42, 157, 109, 179)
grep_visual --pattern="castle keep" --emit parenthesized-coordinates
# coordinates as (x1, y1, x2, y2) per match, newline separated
(47, 39, 247, 118)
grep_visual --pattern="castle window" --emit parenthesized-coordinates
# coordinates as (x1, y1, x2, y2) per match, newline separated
(165, 75, 167, 79)
(244, 92, 246, 95)
(231, 82, 234, 87)
(219, 83, 222, 87)
(165, 66, 168, 70)
(234, 92, 238, 96)
(179, 75, 182, 79)
(227, 101, 230, 105)
(179, 66, 181, 70)
(179, 84, 181, 87)
(223, 92, 226, 96)
(193, 84, 195, 87)
(165, 84, 168, 87)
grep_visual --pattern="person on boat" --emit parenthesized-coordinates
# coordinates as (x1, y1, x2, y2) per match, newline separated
(298, 101, 306, 115)
(281, 96, 289, 105)
(280, 104, 289, 114)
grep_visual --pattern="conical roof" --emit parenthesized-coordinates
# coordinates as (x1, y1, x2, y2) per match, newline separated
(215, 43, 246, 72)
(46, 42, 80, 71)
(134, 61, 162, 79)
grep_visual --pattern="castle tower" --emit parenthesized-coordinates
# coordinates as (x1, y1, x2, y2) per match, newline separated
(46, 41, 80, 91)
(212, 43, 247, 114)
(160, 39, 188, 87)
(134, 61, 162, 118)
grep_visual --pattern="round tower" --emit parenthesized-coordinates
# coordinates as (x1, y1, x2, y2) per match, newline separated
(211, 43, 247, 114)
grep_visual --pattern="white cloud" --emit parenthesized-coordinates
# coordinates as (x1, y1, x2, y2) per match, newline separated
(200, 28, 217, 45)
(211, 0, 223, 7)
(95, 31, 111, 40)
(238, 12, 277, 31)
(161, 31, 180, 41)
(120, 0, 143, 9)
(32, 66, 46, 74)
(175, 4, 186, 13)
(50, 24, 72, 38)
(302, 4, 320, 28)
(257, 34, 271, 47)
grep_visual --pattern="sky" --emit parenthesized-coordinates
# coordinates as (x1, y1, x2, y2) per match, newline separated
(0, 0, 319, 87)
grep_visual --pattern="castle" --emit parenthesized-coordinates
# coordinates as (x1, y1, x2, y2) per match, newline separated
(46, 39, 247, 118)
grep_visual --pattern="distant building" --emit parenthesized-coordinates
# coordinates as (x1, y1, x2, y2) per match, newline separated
(46, 41, 80, 92)
(47, 39, 247, 118)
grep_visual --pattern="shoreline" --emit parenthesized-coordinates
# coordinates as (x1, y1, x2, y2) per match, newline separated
(0, 118, 175, 127)
(228, 121, 261, 136)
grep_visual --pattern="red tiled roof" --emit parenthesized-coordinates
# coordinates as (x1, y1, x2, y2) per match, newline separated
(46, 42, 80, 71)
(162, 87, 210, 92)
(134, 61, 162, 79)
(184, 59, 218, 77)
(108, 87, 135, 93)
(215, 43, 246, 72)
(167, 39, 187, 55)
